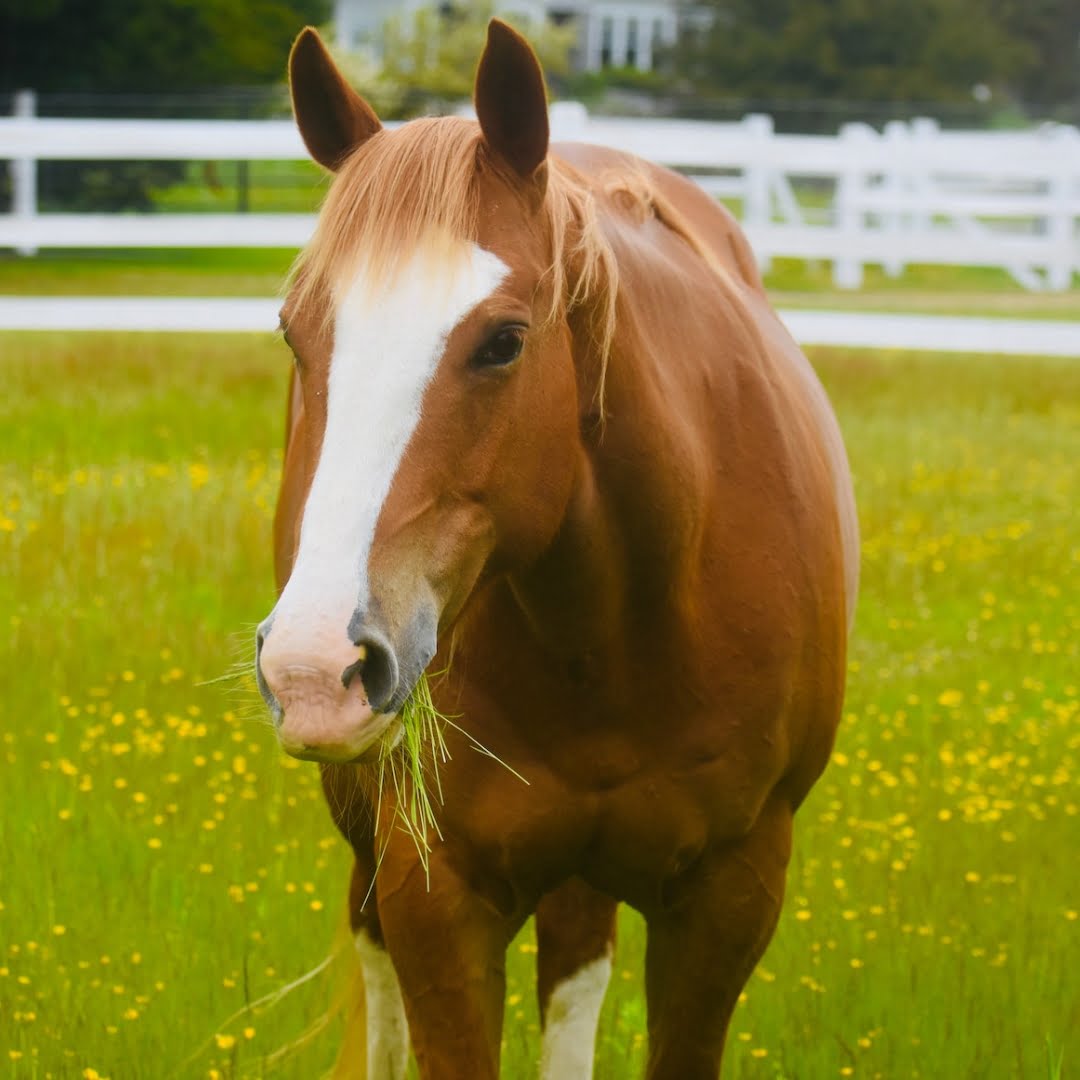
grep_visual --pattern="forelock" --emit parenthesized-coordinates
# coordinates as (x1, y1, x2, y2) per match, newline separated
(286, 114, 630, 415)
(289, 117, 485, 314)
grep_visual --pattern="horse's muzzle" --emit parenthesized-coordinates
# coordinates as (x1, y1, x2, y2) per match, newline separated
(256, 619, 402, 764)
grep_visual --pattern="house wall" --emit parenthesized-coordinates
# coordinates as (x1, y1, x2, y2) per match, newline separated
(333, 0, 425, 56)
(333, 0, 682, 72)
(568, 1, 679, 72)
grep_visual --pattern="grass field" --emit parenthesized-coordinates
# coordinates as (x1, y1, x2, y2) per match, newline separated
(0, 251, 295, 300)
(2, 250, 1079, 322)
(1, 331, 1077, 1079)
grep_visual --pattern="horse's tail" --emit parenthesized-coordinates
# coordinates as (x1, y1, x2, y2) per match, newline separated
(255, 902, 366, 1077)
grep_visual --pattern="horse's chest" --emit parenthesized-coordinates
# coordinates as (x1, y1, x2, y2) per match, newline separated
(586, 764, 770, 905)
(435, 642, 801, 907)
(443, 748, 768, 915)
(598, 778, 707, 868)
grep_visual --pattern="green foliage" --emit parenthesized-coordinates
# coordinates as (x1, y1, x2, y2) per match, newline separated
(679, 0, 1031, 103)
(0, 0, 330, 212)
(560, 64, 675, 105)
(989, 0, 1080, 104)
(335, 0, 574, 118)
(0, 0, 331, 93)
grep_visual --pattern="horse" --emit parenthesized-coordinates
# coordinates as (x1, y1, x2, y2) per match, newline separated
(255, 20, 858, 1080)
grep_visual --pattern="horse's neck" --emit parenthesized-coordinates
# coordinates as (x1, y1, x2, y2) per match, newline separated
(499, 190, 767, 665)
(506, 298, 718, 662)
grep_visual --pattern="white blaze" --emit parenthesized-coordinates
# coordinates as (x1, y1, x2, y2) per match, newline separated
(272, 243, 508, 642)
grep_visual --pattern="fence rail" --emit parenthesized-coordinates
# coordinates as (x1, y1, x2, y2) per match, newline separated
(3, 94, 1079, 289)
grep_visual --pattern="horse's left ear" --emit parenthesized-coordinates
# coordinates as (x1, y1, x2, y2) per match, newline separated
(475, 19, 549, 182)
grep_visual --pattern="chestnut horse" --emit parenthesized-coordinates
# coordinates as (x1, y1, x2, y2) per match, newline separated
(256, 21, 858, 1080)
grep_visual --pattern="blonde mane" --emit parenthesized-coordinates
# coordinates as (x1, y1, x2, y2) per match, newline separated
(289, 116, 620, 405)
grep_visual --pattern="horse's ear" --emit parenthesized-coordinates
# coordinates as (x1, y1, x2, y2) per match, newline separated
(475, 19, 549, 181)
(289, 27, 381, 172)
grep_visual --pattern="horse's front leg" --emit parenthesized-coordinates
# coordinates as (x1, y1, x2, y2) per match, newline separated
(535, 877, 618, 1079)
(322, 766, 411, 1080)
(377, 847, 518, 1080)
(643, 797, 793, 1080)
(333, 857, 410, 1080)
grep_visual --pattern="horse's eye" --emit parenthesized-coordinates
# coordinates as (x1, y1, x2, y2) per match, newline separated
(474, 326, 525, 368)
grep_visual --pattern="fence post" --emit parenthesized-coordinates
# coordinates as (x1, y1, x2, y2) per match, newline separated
(834, 122, 874, 289)
(742, 113, 774, 275)
(1045, 124, 1077, 291)
(909, 117, 939, 240)
(880, 120, 907, 278)
(11, 89, 38, 256)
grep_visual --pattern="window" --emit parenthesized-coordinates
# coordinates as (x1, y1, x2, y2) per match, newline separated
(601, 16, 614, 67)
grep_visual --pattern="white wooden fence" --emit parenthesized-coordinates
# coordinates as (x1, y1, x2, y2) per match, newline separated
(2, 93, 1078, 289)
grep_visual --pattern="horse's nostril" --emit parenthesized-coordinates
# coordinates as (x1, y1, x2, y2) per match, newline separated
(341, 635, 398, 711)
(255, 618, 272, 659)
(253, 624, 279, 715)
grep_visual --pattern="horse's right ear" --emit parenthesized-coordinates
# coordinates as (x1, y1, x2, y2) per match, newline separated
(289, 27, 381, 171)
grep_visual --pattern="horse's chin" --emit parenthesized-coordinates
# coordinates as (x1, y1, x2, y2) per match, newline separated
(276, 709, 402, 765)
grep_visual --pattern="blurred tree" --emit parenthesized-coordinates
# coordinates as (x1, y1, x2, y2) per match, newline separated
(335, 1, 574, 118)
(0, 0, 329, 212)
(0, 0, 330, 92)
(990, 0, 1080, 104)
(677, 0, 1029, 104)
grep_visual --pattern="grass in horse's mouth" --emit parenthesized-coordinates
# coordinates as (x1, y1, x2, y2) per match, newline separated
(371, 672, 529, 894)
(202, 654, 526, 892)
(375, 672, 450, 883)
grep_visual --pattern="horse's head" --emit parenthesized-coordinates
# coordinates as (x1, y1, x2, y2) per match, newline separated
(256, 22, 597, 763)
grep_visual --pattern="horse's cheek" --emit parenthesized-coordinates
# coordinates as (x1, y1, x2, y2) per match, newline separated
(503, 366, 580, 553)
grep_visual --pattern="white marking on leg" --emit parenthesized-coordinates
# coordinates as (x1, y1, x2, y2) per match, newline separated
(269, 243, 509, 646)
(355, 930, 410, 1079)
(540, 950, 613, 1080)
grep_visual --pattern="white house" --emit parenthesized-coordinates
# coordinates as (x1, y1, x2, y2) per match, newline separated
(333, 0, 683, 73)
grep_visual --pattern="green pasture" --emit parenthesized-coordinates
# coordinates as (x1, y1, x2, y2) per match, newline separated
(0, 250, 294, 300)
(1, 331, 1077, 1079)
(149, 161, 326, 216)
(3, 248, 1079, 321)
